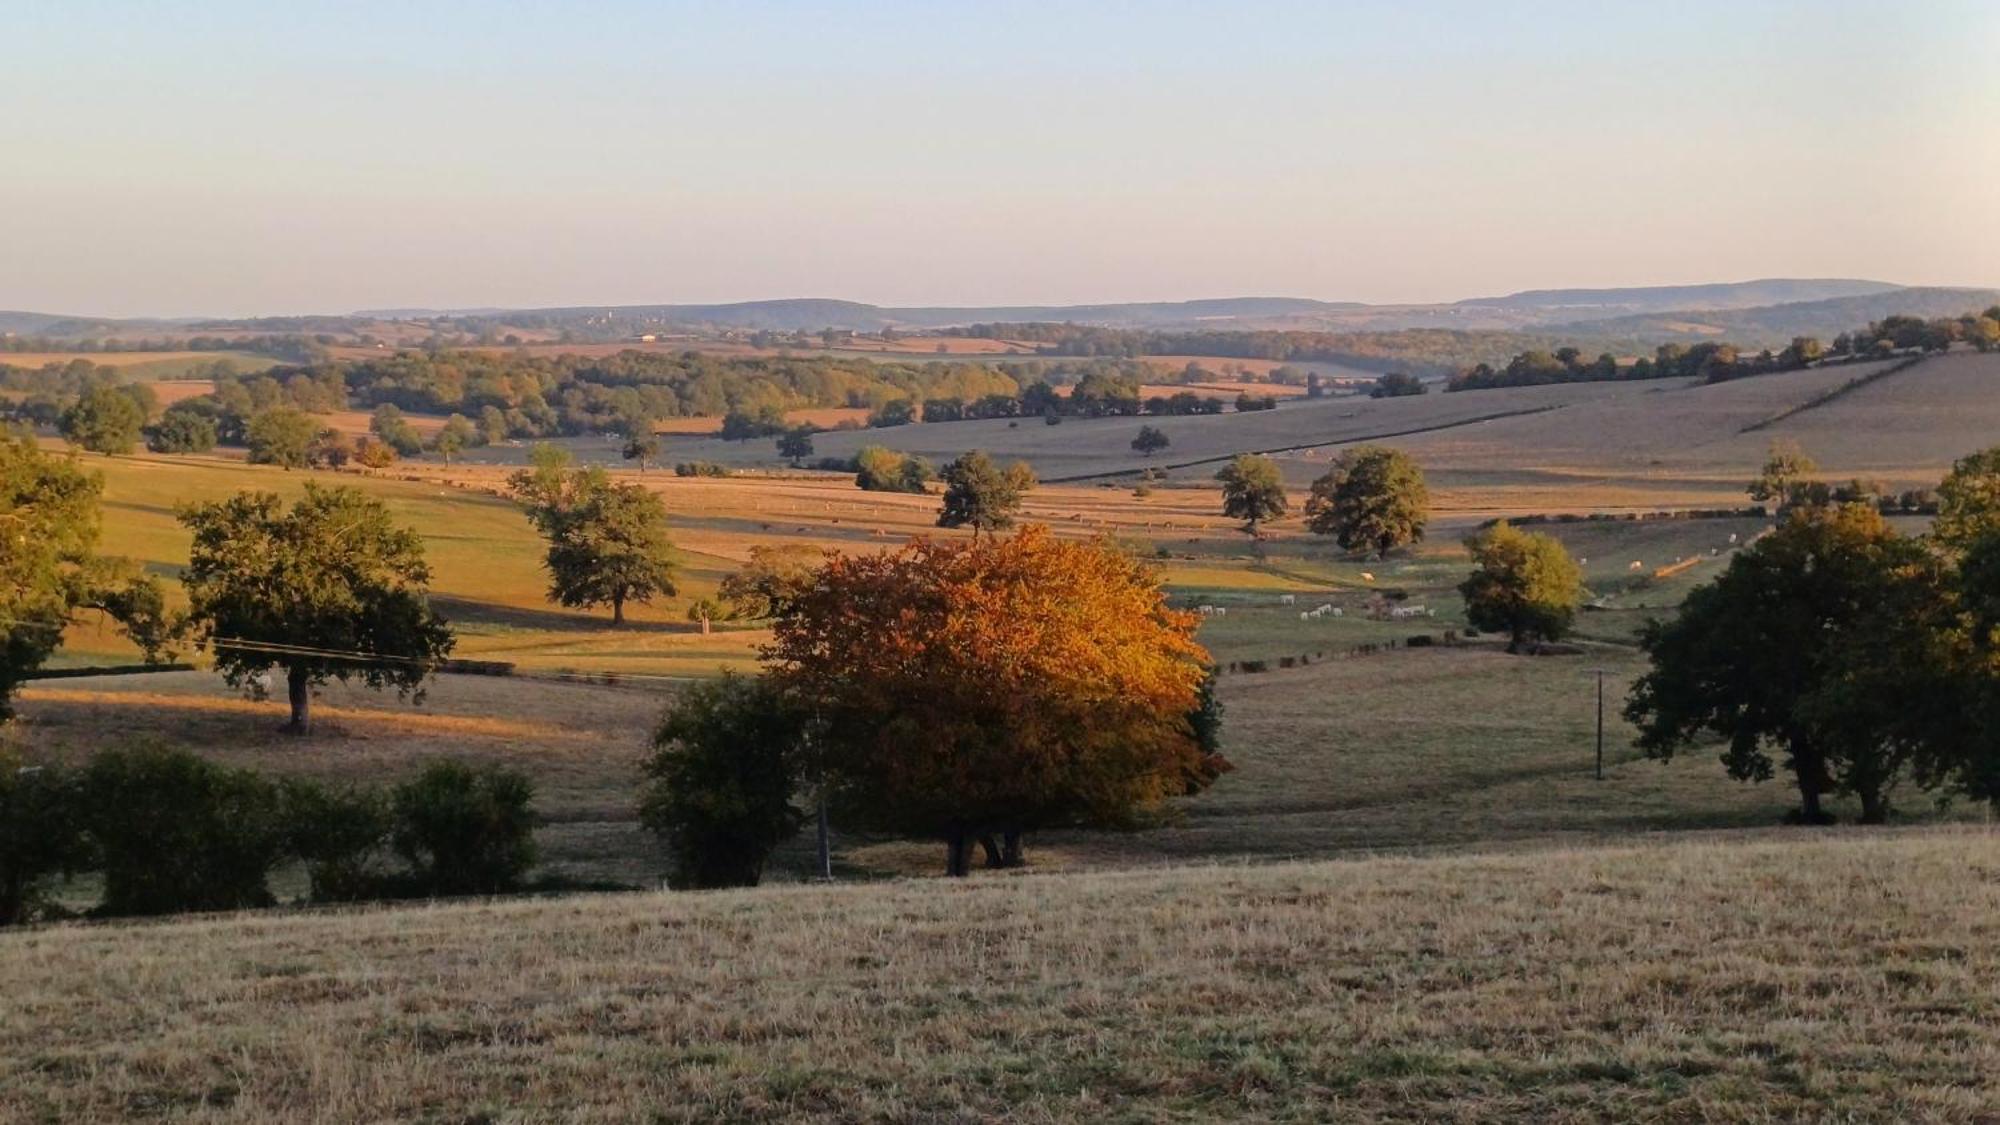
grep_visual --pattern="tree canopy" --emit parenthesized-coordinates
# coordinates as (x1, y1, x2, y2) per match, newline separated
(245, 407, 322, 470)
(1215, 453, 1287, 533)
(58, 385, 148, 455)
(766, 527, 1224, 875)
(1, 434, 178, 719)
(854, 445, 934, 494)
(1303, 445, 1429, 557)
(1459, 522, 1585, 651)
(178, 484, 455, 733)
(1131, 424, 1170, 456)
(936, 450, 1036, 538)
(512, 459, 679, 624)
(1626, 504, 1949, 824)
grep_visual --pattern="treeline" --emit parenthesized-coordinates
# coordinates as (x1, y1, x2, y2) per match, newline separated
(1448, 305, 2000, 392)
(0, 333, 330, 363)
(946, 322, 1589, 377)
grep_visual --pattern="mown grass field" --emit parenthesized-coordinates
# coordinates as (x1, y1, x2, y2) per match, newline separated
(0, 350, 281, 379)
(3, 830, 1995, 1122)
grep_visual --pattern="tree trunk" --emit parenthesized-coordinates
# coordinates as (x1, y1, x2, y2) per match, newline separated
(1793, 745, 1833, 824)
(612, 591, 626, 626)
(944, 829, 971, 877)
(285, 666, 312, 734)
(1857, 785, 1889, 825)
(1001, 829, 1024, 868)
(978, 834, 1003, 868)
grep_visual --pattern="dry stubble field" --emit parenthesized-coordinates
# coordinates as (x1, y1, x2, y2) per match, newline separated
(2, 831, 1995, 1122)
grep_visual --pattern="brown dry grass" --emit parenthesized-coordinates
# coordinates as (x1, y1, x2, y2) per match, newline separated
(1, 830, 1994, 1121)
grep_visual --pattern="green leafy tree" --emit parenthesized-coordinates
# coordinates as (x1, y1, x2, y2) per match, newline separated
(621, 433, 662, 474)
(59, 385, 147, 455)
(1459, 521, 1585, 652)
(639, 673, 808, 889)
(936, 450, 1036, 538)
(1215, 453, 1287, 533)
(1626, 504, 1947, 824)
(369, 404, 424, 456)
(245, 407, 322, 469)
(1747, 440, 1820, 515)
(145, 402, 220, 454)
(775, 426, 816, 467)
(178, 484, 456, 732)
(1368, 372, 1427, 398)
(430, 413, 477, 464)
(719, 543, 823, 620)
(1, 434, 178, 719)
(1932, 447, 2000, 550)
(1131, 424, 1170, 456)
(1303, 445, 1429, 557)
(512, 464, 679, 625)
(82, 745, 290, 916)
(854, 445, 933, 493)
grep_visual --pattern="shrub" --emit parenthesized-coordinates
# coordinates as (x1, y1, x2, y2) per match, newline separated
(82, 745, 289, 916)
(674, 461, 732, 478)
(0, 752, 91, 926)
(391, 761, 538, 896)
(281, 778, 393, 902)
(1407, 634, 1435, 647)
(639, 674, 806, 889)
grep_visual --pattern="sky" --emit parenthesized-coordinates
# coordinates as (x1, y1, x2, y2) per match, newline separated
(4, 0, 1998, 318)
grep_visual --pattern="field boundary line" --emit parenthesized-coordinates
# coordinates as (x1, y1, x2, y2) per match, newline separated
(1739, 355, 1927, 434)
(1043, 404, 1566, 483)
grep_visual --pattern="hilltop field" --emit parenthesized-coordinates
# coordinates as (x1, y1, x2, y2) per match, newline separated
(3, 831, 1996, 1121)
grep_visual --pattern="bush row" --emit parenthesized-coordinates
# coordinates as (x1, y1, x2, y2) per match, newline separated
(0, 746, 538, 925)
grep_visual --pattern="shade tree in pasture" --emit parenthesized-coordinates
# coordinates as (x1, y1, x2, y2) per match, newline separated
(0, 434, 179, 720)
(620, 432, 662, 474)
(429, 413, 478, 464)
(145, 401, 220, 453)
(177, 484, 456, 733)
(1304, 445, 1429, 557)
(245, 406, 323, 470)
(1459, 522, 1585, 652)
(775, 426, 816, 467)
(1626, 503, 1950, 824)
(1748, 440, 1822, 516)
(1215, 453, 1287, 534)
(58, 384, 149, 455)
(854, 445, 934, 494)
(936, 449, 1036, 539)
(1131, 424, 1170, 456)
(369, 404, 425, 456)
(767, 527, 1225, 876)
(511, 459, 679, 625)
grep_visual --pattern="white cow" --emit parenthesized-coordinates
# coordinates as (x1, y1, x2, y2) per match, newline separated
(1629, 560, 1644, 571)
(1279, 594, 1296, 606)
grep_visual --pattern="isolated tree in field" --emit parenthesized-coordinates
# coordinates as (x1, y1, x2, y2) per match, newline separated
(621, 432, 662, 474)
(1626, 503, 1948, 824)
(245, 407, 321, 470)
(178, 484, 456, 733)
(1782, 336, 1826, 367)
(639, 673, 807, 889)
(59, 385, 147, 455)
(1459, 522, 1585, 652)
(1368, 372, 1427, 398)
(768, 527, 1226, 876)
(719, 543, 823, 620)
(0, 434, 178, 719)
(430, 414, 477, 464)
(775, 426, 816, 467)
(936, 450, 1036, 538)
(1215, 453, 1287, 533)
(1131, 425, 1170, 456)
(854, 445, 933, 493)
(1747, 440, 1820, 515)
(1304, 445, 1429, 557)
(369, 404, 424, 456)
(512, 464, 678, 625)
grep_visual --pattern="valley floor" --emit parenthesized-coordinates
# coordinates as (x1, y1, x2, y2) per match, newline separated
(3, 829, 1995, 1122)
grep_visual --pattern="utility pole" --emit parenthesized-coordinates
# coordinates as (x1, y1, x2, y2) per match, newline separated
(1591, 668, 1607, 781)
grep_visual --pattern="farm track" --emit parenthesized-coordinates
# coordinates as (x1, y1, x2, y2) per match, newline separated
(1043, 402, 1566, 482)
(1739, 354, 1928, 433)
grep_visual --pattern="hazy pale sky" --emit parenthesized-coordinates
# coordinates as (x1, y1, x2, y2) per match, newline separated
(5, 0, 1997, 317)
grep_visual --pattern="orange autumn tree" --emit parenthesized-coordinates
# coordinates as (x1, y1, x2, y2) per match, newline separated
(767, 526, 1226, 876)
